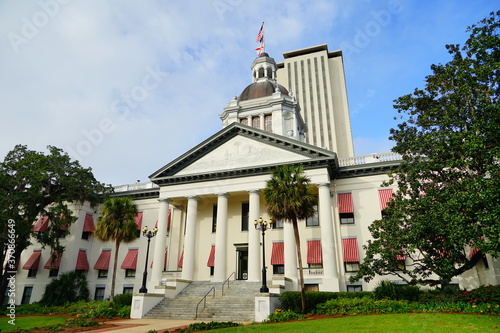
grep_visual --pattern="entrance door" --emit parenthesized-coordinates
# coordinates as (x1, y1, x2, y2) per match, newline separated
(236, 247, 248, 280)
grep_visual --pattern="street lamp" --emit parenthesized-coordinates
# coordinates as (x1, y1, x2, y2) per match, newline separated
(254, 217, 273, 293)
(139, 226, 158, 293)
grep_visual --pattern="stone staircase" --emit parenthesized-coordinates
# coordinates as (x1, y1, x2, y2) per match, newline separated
(145, 280, 262, 322)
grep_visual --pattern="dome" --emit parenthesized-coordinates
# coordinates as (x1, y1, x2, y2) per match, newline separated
(238, 80, 289, 102)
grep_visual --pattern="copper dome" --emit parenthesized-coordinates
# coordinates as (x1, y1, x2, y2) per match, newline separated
(238, 81, 289, 102)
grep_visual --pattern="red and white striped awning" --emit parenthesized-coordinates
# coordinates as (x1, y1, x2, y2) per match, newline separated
(342, 238, 359, 263)
(75, 250, 89, 271)
(207, 245, 216, 267)
(307, 240, 322, 264)
(270, 242, 284, 265)
(94, 250, 111, 270)
(22, 251, 41, 270)
(378, 189, 394, 211)
(121, 249, 138, 270)
(177, 250, 184, 268)
(134, 212, 143, 230)
(338, 193, 354, 213)
(83, 214, 95, 232)
(44, 252, 62, 269)
(33, 216, 49, 232)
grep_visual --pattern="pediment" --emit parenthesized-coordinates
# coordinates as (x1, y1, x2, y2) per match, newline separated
(150, 123, 337, 185)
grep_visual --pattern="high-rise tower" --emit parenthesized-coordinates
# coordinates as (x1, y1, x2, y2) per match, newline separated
(276, 44, 354, 157)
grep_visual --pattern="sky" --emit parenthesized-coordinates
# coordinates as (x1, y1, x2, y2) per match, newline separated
(0, 0, 497, 186)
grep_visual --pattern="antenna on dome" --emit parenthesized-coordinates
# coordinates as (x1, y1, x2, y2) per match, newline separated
(255, 22, 265, 56)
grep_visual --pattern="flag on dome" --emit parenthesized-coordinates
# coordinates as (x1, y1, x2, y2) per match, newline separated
(255, 22, 264, 56)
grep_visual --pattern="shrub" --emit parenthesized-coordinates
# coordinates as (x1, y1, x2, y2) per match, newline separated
(267, 308, 306, 322)
(457, 285, 500, 304)
(374, 280, 422, 302)
(117, 305, 131, 318)
(40, 271, 90, 306)
(114, 293, 133, 307)
(316, 297, 417, 316)
(176, 321, 242, 332)
(280, 290, 373, 313)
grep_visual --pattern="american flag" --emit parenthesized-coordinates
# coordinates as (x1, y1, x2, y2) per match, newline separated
(256, 22, 264, 42)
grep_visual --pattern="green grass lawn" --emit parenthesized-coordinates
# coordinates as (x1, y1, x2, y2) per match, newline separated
(0, 315, 68, 332)
(218, 313, 500, 332)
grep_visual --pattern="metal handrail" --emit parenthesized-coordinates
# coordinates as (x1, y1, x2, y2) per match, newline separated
(221, 272, 235, 296)
(195, 287, 215, 318)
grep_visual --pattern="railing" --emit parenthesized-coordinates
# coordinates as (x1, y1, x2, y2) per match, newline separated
(338, 152, 402, 167)
(195, 287, 215, 319)
(221, 272, 235, 296)
(113, 182, 159, 192)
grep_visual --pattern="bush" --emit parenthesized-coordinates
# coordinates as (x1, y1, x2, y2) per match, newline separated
(374, 280, 422, 302)
(457, 285, 500, 304)
(114, 293, 133, 307)
(40, 271, 90, 306)
(176, 321, 242, 332)
(267, 309, 306, 322)
(316, 297, 417, 316)
(117, 305, 131, 318)
(280, 291, 374, 313)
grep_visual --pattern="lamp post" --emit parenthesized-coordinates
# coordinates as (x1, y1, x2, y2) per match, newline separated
(139, 226, 158, 293)
(254, 217, 273, 293)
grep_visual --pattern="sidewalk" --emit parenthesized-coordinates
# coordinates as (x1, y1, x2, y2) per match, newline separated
(86, 318, 201, 333)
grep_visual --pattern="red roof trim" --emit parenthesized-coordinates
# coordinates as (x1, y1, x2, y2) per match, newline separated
(307, 240, 322, 264)
(94, 250, 111, 270)
(121, 249, 138, 269)
(22, 251, 41, 270)
(342, 238, 359, 262)
(338, 193, 354, 214)
(270, 242, 284, 265)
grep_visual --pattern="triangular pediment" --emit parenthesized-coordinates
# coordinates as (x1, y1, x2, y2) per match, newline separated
(150, 123, 337, 185)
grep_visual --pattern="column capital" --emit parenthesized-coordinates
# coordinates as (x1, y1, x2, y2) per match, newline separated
(217, 192, 230, 198)
(158, 198, 171, 203)
(186, 195, 199, 201)
(248, 189, 261, 195)
(316, 182, 331, 188)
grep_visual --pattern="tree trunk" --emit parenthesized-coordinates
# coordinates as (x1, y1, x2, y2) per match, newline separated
(292, 217, 306, 313)
(110, 240, 120, 306)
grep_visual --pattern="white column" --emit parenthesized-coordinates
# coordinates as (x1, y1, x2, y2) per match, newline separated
(318, 183, 339, 291)
(214, 193, 229, 282)
(152, 198, 170, 285)
(181, 196, 198, 281)
(247, 190, 261, 282)
(284, 221, 298, 290)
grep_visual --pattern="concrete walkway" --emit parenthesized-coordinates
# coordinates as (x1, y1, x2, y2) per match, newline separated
(86, 318, 202, 333)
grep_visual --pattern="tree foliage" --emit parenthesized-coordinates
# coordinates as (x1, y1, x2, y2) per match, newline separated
(352, 12, 500, 289)
(0, 144, 110, 304)
(40, 270, 90, 306)
(263, 164, 317, 313)
(94, 196, 139, 305)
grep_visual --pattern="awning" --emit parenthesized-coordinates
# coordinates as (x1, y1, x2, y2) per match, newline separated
(338, 193, 354, 213)
(150, 248, 168, 269)
(270, 242, 284, 265)
(44, 252, 62, 269)
(469, 248, 481, 259)
(33, 216, 49, 232)
(378, 189, 394, 211)
(307, 240, 322, 264)
(83, 214, 95, 232)
(178, 250, 184, 268)
(94, 250, 111, 270)
(22, 251, 41, 270)
(75, 250, 89, 270)
(155, 209, 171, 230)
(134, 212, 143, 230)
(396, 253, 405, 261)
(121, 249, 138, 269)
(207, 245, 215, 267)
(342, 238, 359, 262)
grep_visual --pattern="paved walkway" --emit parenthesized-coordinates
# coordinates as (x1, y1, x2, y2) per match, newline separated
(86, 318, 202, 333)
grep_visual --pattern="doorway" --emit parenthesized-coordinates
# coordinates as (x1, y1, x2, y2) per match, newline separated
(236, 246, 248, 280)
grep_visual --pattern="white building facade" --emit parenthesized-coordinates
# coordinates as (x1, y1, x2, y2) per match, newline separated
(10, 46, 498, 305)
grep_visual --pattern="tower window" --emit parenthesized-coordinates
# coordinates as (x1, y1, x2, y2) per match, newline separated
(252, 116, 260, 129)
(264, 115, 272, 132)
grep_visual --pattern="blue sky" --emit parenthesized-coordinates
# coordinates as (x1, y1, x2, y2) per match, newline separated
(0, 0, 497, 185)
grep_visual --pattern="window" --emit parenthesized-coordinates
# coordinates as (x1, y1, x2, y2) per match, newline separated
(344, 262, 360, 272)
(347, 285, 363, 292)
(94, 287, 105, 301)
(241, 202, 249, 231)
(340, 213, 355, 224)
(306, 205, 319, 226)
(49, 269, 59, 277)
(252, 116, 260, 129)
(482, 256, 490, 269)
(98, 270, 108, 278)
(379, 189, 393, 218)
(240, 118, 248, 125)
(123, 287, 134, 294)
(342, 238, 360, 272)
(273, 219, 284, 229)
(125, 269, 136, 277)
(305, 284, 319, 291)
(81, 231, 91, 240)
(264, 114, 272, 132)
(210, 266, 215, 276)
(27, 269, 37, 278)
(21, 286, 33, 304)
(211, 205, 217, 233)
(273, 265, 284, 274)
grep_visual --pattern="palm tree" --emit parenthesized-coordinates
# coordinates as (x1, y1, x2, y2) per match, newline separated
(263, 164, 317, 313)
(94, 196, 138, 305)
